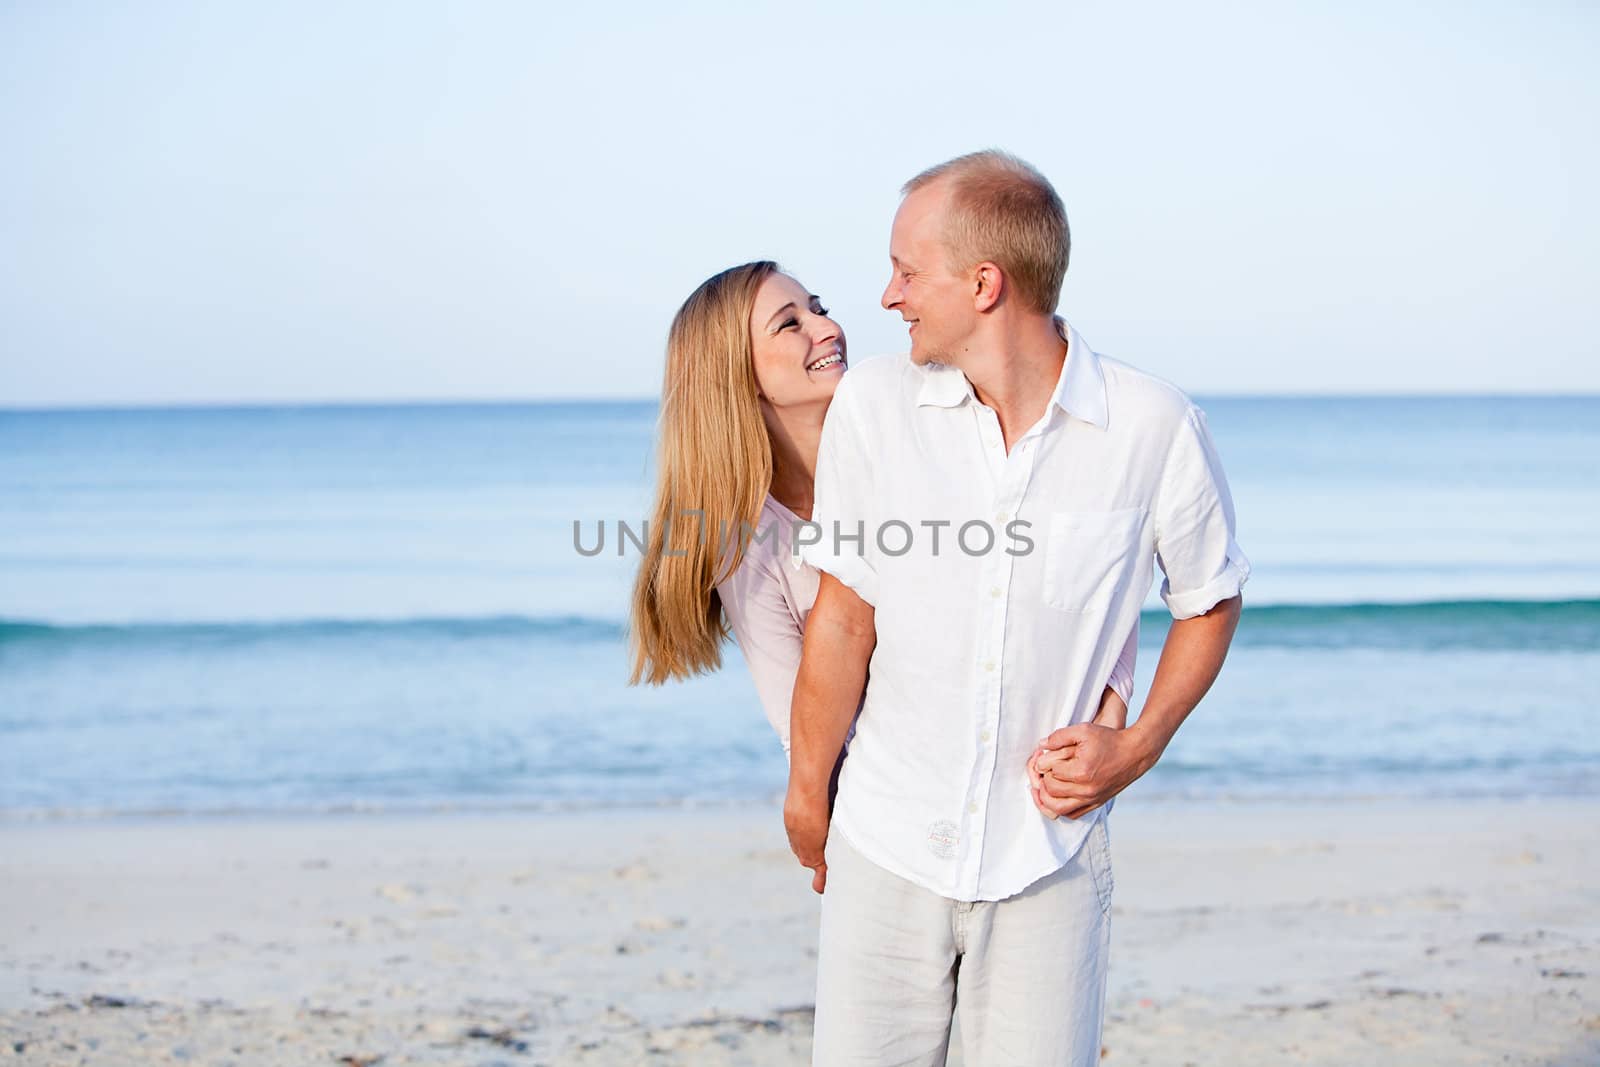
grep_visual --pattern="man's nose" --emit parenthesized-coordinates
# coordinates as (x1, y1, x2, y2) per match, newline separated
(881, 277, 899, 311)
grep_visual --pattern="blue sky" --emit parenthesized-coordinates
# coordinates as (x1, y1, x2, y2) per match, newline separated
(1, 0, 1595, 407)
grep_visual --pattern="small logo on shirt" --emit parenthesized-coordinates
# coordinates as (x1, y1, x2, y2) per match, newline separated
(927, 820, 959, 860)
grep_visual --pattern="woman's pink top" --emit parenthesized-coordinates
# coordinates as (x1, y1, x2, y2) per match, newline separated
(717, 496, 1140, 759)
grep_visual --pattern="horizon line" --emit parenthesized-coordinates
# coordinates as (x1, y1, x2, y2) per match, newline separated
(4, 388, 1600, 414)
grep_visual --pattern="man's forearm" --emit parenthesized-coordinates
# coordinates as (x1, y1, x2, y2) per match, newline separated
(788, 581, 875, 801)
(789, 625, 872, 799)
(1127, 594, 1242, 765)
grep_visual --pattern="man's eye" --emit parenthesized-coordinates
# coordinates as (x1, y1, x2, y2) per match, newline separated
(814, 305, 830, 316)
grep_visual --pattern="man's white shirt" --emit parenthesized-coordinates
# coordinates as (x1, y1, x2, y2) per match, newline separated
(799, 318, 1250, 902)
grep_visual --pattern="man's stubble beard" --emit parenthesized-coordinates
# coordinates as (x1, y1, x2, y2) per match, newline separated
(916, 340, 954, 368)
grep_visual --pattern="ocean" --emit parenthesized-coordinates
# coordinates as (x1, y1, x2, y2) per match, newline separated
(2, 393, 1597, 818)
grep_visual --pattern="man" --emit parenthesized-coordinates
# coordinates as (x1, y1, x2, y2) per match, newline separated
(785, 149, 1249, 1065)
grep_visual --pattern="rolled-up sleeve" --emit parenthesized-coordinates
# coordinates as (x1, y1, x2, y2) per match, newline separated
(1153, 404, 1251, 620)
(798, 375, 880, 606)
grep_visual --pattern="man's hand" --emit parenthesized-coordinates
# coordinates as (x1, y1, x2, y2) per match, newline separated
(1027, 595, 1243, 820)
(784, 786, 831, 894)
(1026, 685, 1126, 816)
(1028, 720, 1158, 821)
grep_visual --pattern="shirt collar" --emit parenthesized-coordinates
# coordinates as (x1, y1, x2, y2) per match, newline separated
(913, 359, 976, 408)
(1048, 316, 1109, 429)
(912, 316, 1108, 429)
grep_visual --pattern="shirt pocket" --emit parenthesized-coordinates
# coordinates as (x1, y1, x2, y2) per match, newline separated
(1041, 507, 1146, 613)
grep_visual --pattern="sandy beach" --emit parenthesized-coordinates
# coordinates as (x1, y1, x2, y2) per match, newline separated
(2, 797, 1596, 1065)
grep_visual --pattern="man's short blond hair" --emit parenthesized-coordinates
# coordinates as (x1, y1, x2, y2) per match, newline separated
(902, 149, 1069, 314)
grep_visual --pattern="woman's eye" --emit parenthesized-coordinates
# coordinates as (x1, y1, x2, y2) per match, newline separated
(780, 318, 799, 331)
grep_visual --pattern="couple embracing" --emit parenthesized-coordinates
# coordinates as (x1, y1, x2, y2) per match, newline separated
(630, 149, 1249, 1066)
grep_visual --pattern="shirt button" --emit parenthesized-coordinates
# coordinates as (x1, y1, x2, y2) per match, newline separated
(967, 802, 979, 814)
(980, 729, 992, 742)
(995, 511, 1009, 523)
(990, 586, 1002, 598)
(983, 660, 996, 673)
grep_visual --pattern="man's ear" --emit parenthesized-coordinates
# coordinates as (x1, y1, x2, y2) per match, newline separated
(973, 262, 1003, 312)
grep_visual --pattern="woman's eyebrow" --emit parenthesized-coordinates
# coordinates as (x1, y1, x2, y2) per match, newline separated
(765, 302, 796, 329)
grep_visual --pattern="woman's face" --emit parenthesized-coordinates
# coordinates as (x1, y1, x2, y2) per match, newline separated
(747, 273, 847, 411)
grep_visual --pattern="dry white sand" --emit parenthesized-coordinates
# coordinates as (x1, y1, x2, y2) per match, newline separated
(2, 797, 1596, 1065)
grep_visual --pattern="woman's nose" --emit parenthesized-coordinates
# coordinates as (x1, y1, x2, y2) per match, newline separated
(810, 316, 841, 346)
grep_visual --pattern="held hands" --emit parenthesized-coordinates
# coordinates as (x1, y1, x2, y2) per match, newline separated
(1027, 687, 1157, 821)
(789, 692, 1151, 889)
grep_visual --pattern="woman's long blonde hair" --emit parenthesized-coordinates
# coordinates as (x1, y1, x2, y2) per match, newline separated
(628, 261, 779, 686)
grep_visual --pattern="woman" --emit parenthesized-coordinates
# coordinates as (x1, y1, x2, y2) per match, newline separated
(628, 261, 1134, 794)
